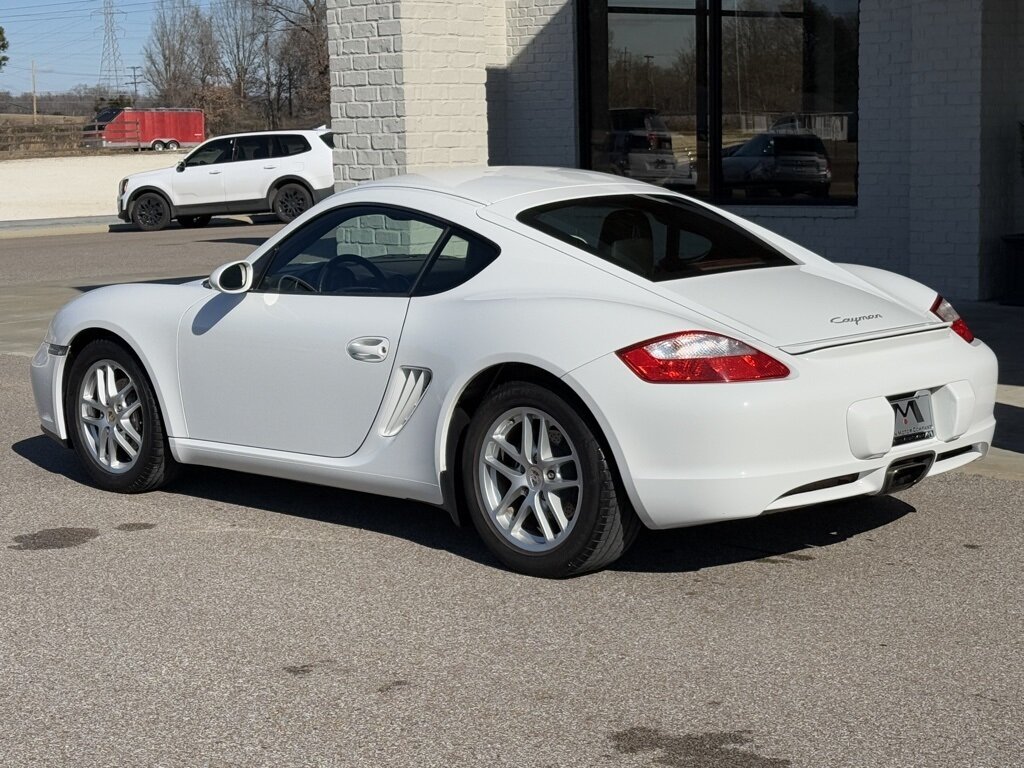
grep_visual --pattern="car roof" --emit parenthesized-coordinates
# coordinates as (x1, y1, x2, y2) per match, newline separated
(357, 166, 653, 206)
(214, 129, 328, 140)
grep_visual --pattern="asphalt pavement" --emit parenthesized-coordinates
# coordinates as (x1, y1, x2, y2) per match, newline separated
(0, 222, 1021, 767)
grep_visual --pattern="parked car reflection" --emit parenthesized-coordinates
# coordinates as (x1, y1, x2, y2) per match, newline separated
(722, 132, 831, 199)
(608, 108, 697, 189)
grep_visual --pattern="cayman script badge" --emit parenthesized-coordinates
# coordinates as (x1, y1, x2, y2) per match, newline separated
(830, 313, 882, 325)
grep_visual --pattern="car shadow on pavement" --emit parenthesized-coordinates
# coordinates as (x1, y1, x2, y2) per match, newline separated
(613, 495, 914, 574)
(12, 434, 916, 576)
(107, 216, 280, 234)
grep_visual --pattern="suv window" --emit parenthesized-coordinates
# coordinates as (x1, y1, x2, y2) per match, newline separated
(234, 135, 272, 161)
(258, 206, 448, 296)
(274, 134, 312, 157)
(319, 133, 335, 149)
(185, 138, 233, 167)
(518, 194, 793, 281)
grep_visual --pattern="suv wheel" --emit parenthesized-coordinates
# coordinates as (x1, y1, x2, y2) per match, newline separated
(132, 193, 171, 232)
(273, 183, 312, 223)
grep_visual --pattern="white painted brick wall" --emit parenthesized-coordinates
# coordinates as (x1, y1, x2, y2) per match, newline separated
(501, 0, 577, 166)
(328, 0, 406, 187)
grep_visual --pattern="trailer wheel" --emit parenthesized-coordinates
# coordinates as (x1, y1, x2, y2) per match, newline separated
(152, 140, 166, 151)
(166, 141, 180, 151)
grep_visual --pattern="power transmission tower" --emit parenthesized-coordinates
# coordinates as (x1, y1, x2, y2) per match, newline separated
(98, 0, 125, 95)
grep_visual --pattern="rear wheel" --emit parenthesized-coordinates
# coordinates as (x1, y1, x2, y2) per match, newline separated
(132, 192, 171, 231)
(273, 183, 312, 222)
(177, 214, 211, 229)
(166, 140, 180, 150)
(65, 340, 177, 493)
(462, 382, 640, 578)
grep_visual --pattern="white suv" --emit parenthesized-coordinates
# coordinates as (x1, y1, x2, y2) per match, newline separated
(117, 129, 336, 231)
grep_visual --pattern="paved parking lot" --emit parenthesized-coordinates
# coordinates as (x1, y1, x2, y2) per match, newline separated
(1, 222, 1022, 767)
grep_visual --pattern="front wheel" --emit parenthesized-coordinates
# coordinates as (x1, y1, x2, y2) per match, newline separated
(462, 382, 640, 577)
(273, 183, 312, 223)
(152, 140, 166, 151)
(65, 339, 177, 493)
(132, 192, 170, 231)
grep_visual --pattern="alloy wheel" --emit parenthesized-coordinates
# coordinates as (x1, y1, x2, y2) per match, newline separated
(77, 359, 144, 474)
(477, 407, 583, 552)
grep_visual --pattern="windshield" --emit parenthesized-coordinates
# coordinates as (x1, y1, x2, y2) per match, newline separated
(518, 194, 794, 281)
(92, 107, 122, 125)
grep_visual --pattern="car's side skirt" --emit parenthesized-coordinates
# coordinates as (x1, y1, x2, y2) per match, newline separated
(169, 437, 444, 505)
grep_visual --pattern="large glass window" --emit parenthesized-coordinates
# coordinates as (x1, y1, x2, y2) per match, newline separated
(582, 0, 858, 204)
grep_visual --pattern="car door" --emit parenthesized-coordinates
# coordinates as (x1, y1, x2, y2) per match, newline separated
(172, 137, 232, 206)
(176, 204, 450, 457)
(221, 134, 277, 209)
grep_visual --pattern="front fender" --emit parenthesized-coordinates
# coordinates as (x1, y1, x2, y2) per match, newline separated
(51, 283, 210, 443)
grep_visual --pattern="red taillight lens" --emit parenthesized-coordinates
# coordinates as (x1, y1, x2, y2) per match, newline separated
(930, 296, 975, 343)
(616, 331, 790, 383)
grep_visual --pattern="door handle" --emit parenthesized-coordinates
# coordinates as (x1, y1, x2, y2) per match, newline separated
(347, 337, 389, 362)
(262, 165, 278, 170)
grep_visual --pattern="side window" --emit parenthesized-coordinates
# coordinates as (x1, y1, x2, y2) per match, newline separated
(234, 135, 272, 162)
(184, 138, 233, 167)
(258, 206, 447, 296)
(273, 135, 312, 157)
(414, 231, 499, 295)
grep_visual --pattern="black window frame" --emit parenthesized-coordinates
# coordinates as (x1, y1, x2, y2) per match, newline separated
(183, 137, 235, 167)
(577, 0, 858, 207)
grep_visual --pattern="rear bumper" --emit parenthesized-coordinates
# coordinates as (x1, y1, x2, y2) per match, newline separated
(564, 328, 999, 529)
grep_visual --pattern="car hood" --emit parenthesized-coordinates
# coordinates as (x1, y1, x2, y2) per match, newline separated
(126, 165, 178, 184)
(651, 265, 941, 352)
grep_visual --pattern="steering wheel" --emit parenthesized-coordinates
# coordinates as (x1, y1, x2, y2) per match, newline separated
(318, 253, 388, 293)
(278, 273, 316, 293)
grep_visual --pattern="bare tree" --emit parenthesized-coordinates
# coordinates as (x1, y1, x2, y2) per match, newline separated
(143, 0, 219, 106)
(214, 0, 265, 101)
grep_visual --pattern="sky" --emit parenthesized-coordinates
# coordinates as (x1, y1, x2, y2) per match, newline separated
(0, 0, 216, 96)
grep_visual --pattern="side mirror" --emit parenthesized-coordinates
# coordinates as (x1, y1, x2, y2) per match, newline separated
(209, 260, 253, 294)
(176, 161, 185, 172)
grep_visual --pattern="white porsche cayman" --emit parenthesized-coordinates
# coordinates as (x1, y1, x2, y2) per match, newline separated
(31, 168, 997, 577)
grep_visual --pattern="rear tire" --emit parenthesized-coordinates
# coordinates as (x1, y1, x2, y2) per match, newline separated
(177, 214, 211, 229)
(273, 183, 312, 223)
(65, 339, 177, 493)
(132, 192, 171, 232)
(166, 140, 180, 150)
(462, 382, 640, 578)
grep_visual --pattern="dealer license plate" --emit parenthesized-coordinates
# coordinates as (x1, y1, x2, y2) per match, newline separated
(890, 391, 935, 445)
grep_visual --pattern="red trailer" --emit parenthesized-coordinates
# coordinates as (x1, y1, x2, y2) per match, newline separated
(82, 107, 205, 151)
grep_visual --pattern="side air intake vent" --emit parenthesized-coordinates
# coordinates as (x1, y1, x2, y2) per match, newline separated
(380, 367, 432, 437)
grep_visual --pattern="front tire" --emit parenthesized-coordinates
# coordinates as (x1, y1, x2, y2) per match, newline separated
(152, 140, 166, 151)
(65, 340, 177, 493)
(273, 183, 312, 223)
(132, 192, 171, 231)
(462, 382, 639, 578)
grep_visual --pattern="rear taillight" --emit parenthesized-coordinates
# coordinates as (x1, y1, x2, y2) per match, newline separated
(930, 296, 975, 343)
(616, 331, 790, 383)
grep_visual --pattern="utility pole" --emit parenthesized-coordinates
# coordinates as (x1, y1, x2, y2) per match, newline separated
(127, 65, 143, 103)
(31, 60, 37, 125)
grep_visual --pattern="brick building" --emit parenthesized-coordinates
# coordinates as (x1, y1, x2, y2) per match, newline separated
(327, 0, 1024, 300)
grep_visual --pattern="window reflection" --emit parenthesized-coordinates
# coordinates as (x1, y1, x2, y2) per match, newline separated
(584, 0, 858, 204)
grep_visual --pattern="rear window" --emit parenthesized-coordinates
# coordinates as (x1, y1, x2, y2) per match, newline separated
(517, 195, 794, 281)
(319, 133, 335, 149)
(274, 134, 311, 157)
